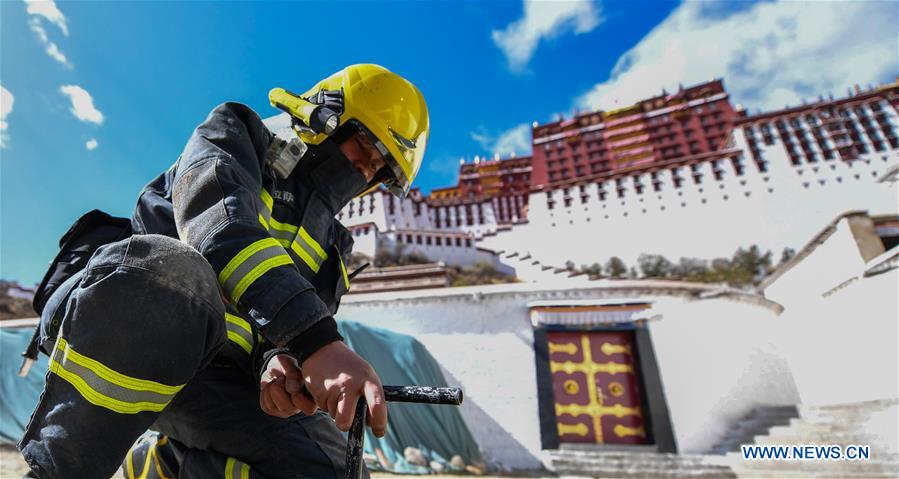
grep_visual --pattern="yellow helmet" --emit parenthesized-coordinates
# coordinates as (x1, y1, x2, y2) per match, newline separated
(271, 64, 428, 198)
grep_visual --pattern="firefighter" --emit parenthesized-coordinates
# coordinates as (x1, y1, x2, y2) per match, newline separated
(18, 64, 429, 479)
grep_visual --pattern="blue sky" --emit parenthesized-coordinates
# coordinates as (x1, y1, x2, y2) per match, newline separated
(1, 0, 895, 285)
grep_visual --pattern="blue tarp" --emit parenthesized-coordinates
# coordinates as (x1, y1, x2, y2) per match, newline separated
(338, 321, 482, 473)
(0, 327, 48, 445)
(0, 322, 481, 472)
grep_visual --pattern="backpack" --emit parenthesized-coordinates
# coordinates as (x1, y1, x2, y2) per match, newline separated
(32, 209, 132, 314)
(19, 210, 132, 375)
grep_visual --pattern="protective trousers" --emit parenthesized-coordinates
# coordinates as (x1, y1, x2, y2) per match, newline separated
(19, 234, 359, 479)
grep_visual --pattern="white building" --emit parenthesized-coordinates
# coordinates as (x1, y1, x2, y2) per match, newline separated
(479, 87, 899, 271)
(337, 279, 793, 474)
(266, 84, 899, 281)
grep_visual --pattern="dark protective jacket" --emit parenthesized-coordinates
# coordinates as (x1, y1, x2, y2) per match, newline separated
(131, 102, 358, 366)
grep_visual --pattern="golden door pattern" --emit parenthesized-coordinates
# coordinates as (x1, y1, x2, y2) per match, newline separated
(547, 330, 648, 445)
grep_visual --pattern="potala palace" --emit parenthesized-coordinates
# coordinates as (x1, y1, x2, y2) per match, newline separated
(267, 79, 899, 279)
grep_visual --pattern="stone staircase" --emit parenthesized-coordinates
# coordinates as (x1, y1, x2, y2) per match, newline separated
(546, 448, 737, 478)
(494, 249, 593, 284)
(708, 405, 799, 455)
(719, 398, 899, 478)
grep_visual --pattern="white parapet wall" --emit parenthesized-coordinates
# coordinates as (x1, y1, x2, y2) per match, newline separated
(478, 144, 898, 270)
(647, 295, 799, 453)
(763, 215, 899, 407)
(336, 281, 790, 470)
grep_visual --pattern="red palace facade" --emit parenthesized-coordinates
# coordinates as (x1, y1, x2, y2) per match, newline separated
(420, 79, 898, 226)
(428, 155, 532, 224)
(530, 79, 736, 188)
(737, 84, 899, 167)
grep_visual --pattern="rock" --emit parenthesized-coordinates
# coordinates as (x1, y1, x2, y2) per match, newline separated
(465, 464, 486, 475)
(450, 455, 465, 470)
(429, 461, 445, 473)
(404, 447, 428, 467)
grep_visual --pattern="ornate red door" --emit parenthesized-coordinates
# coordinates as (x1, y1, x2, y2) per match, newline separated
(547, 330, 648, 445)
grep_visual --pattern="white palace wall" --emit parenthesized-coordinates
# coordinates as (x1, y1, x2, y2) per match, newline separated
(647, 296, 798, 453)
(479, 141, 898, 270)
(764, 217, 899, 407)
(336, 282, 789, 470)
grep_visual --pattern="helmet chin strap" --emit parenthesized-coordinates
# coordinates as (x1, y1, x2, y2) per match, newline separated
(302, 139, 369, 215)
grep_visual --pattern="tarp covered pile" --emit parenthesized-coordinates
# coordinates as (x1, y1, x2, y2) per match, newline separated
(338, 321, 483, 474)
(0, 327, 47, 445)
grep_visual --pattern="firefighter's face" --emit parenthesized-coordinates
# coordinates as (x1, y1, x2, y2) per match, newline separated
(338, 131, 386, 182)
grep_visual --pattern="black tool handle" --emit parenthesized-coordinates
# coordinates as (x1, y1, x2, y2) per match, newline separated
(344, 386, 463, 479)
(383, 385, 463, 405)
(345, 399, 368, 479)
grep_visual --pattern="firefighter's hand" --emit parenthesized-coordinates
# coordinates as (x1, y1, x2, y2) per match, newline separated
(300, 341, 388, 437)
(260, 354, 317, 418)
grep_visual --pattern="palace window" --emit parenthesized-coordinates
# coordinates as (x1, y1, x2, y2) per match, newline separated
(672, 168, 683, 188)
(731, 156, 746, 176)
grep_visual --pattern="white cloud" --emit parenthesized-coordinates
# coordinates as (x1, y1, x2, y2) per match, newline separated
(471, 123, 533, 158)
(59, 85, 104, 125)
(578, 1, 897, 112)
(493, 0, 602, 72)
(27, 16, 73, 68)
(45, 42, 72, 69)
(24, 0, 68, 36)
(1, 85, 13, 148)
(27, 17, 48, 43)
(85, 138, 98, 151)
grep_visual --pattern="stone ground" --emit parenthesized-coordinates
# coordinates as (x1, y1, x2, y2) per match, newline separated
(0, 445, 558, 478)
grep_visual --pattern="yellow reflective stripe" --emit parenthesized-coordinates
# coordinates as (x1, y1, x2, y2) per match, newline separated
(225, 313, 252, 334)
(268, 225, 296, 248)
(225, 457, 251, 479)
(257, 187, 327, 276)
(57, 338, 182, 395)
(219, 238, 294, 304)
(49, 364, 168, 414)
(218, 238, 281, 286)
(225, 457, 235, 479)
(126, 447, 136, 479)
(226, 331, 252, 354)
(137, 445, 153, 479)
(290, 240, 320, 273)
(259, 189, 274, 213)
(126, 435, 171, 479)
(338, 255, 350, 290)
(232, 255, 294, 303)
(50, 338, 183, 414)
(225, 313, 254, 355)
(151, 441, 172, 479)
(298, 227, 327, 260)
(268, 216, 298, 234)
